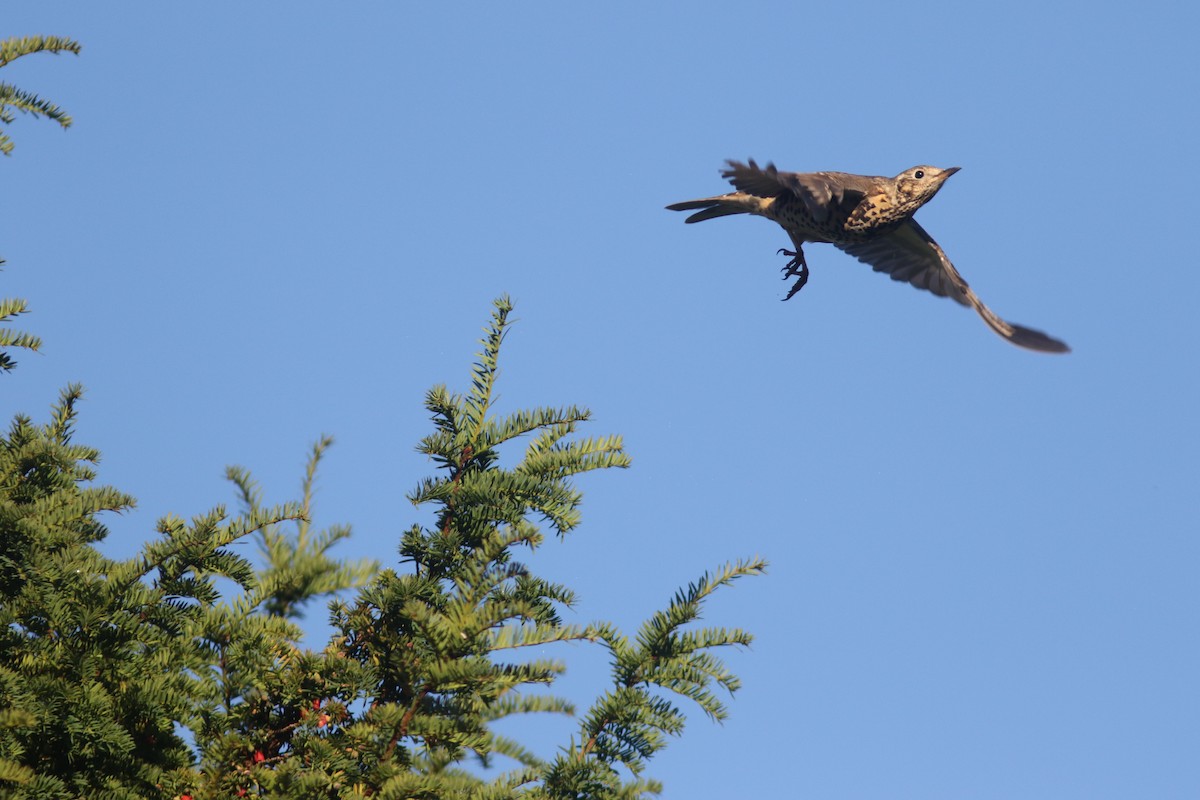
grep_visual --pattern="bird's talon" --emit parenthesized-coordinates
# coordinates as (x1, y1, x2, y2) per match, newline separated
(778, 247, 808, 278)
(782, 266, 809, 301)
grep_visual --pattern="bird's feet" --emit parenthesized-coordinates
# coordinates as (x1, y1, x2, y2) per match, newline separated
(777, 248, 810, 301)
(778, 248, 808, 278)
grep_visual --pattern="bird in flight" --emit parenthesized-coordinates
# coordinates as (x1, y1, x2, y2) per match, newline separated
(667, 160, 1069, 353)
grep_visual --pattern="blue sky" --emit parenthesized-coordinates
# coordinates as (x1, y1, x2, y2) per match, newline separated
(4, 3, 1199, 797)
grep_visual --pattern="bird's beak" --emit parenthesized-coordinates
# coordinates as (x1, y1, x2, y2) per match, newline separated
(942, 166, 961, 179)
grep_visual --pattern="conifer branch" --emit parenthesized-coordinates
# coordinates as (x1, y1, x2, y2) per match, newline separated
(0, 35, 80, 156)
(0, 36, 82, 67)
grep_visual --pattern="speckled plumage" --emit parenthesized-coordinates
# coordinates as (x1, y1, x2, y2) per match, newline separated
(667, 159, 1069, 353)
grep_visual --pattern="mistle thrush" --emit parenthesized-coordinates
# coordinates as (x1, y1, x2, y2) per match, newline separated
(667, 159, 1069, 353)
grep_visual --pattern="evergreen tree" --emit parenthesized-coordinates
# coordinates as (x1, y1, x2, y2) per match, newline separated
(186, 297, 765, 799)
(0, 299, 764, 799)
(0, 385, 302, 798)
(0, 392, 378, 798)
(0, 36, 763, 797)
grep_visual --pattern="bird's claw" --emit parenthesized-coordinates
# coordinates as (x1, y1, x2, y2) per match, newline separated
(777, 248, 803, 275)
(777, 248, 809, 301)
(782, 268, 809, 301)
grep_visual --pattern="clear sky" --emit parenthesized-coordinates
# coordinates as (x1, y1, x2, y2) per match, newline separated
(5, 3, 1198, 798)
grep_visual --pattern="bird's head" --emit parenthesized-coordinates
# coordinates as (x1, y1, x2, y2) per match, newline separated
(892, 165, 960, 215)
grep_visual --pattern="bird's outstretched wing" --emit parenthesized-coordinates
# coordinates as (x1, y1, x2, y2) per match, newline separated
(836, 220, 1070, 353)
(721, 159, 871, 224)
(835, 220, 970, 303)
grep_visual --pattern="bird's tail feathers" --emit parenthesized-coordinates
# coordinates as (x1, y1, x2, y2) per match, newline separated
(665, 193, 764, 224)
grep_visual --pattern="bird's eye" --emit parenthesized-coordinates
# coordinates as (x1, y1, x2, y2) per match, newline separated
(914, 170, 925, 179)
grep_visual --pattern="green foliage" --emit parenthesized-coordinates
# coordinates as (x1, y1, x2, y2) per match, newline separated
(0, 35, 79, 371)
(0, 287, 41, 373)
(0, 35, 80, 157)
(0, 298, 764, 798)
(226, 435, 379, 621)
(277, 297, 762, 799)
(0, 386, 301, 799)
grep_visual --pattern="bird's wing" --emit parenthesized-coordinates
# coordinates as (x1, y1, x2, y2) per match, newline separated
(721, 160, 869, 223)
(835, 220, 1070, 353)
(835, 220, 971, 304)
